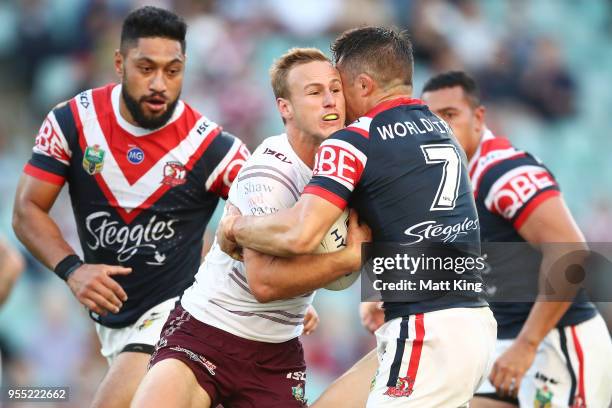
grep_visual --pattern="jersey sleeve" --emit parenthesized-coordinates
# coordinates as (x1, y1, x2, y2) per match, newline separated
(24, 103, 74, 186)
(303, 127, 369, 210)
(477, 153, 561, 229)
(229, 161, 301, 216)
(203, 130, 250, 199)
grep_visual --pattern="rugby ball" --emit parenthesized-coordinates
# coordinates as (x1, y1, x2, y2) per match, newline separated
(315, 209, 361, 291)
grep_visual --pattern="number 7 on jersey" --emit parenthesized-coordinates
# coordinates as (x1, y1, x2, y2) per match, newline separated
(420, 144, 461, 211)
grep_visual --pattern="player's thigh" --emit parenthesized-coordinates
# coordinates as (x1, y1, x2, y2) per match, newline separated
(131, 358, 211, 408)
(312, 348, 378, 408)
(470, 396, 517, 408)
(367, 308, 496, 407)
(91, 351, 150, 408)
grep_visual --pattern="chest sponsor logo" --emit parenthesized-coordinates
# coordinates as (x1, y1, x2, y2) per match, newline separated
(162, 161, 187, 186)
(127, 146, 145, 164)
(85, 211, 177, 264)
(403, 217, 479, 244)
(83, 145, 105, 175)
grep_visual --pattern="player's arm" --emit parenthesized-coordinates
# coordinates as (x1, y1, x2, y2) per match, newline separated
(484, 158, 586, 396)
(226, 194, 344, 257)
(13, 175, 131, 316)
(222, 129, 367, 257)
(13, 106, 130, 316)
(13, 175, 74, 270)
(243, 210, 370, 302)
(514, 196, 586, 349)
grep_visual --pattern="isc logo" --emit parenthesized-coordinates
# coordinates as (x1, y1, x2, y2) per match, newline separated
(127, 147, 145, 164)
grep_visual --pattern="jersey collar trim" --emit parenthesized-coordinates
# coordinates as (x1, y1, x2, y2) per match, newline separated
(111, 84, 185, 137)
(365, 97, 424, 118)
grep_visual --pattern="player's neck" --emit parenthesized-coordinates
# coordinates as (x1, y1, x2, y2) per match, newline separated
(368, 85, 413, 111)
(286, 129, 320, 169)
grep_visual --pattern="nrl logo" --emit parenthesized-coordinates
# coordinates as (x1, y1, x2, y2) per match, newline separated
(82, 145, 105, 175)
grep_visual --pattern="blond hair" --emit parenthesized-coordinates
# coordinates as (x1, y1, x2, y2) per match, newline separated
(269, 47, 330, 99)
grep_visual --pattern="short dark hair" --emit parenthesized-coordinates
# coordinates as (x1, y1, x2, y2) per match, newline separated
(331, 26, 413, 89)
(120, 6, 187, 54)
(422, 71, 481, 107)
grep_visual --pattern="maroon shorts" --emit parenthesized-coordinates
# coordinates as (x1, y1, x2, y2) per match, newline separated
(149, 304, 308, 407)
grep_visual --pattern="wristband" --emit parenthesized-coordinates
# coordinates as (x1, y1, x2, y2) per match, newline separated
(54, 254, 84, 281)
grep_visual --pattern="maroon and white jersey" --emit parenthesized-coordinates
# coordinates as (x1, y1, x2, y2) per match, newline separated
(25, 83, 249, 327)
(182, 134, 316, 343)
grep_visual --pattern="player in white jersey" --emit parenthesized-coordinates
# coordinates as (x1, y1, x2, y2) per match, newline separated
(132, 48, 371, 408)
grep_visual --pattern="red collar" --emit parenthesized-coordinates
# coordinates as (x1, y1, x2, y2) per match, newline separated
(365, 97, 424, 118)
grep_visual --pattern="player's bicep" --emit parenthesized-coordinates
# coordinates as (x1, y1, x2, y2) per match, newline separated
(14, 174, 63, 214)
(517, 195, 584, 245)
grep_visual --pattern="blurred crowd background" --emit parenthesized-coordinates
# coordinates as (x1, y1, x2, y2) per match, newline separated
(0, 0, 611, 406)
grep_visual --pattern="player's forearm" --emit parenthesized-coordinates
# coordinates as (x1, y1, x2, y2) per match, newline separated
(519, 245, 585, 347)
(233, 213, 315, 257)
(516, 301, 573, 349)
(248, 249, 359, 302)
(12, 202, 77, 270)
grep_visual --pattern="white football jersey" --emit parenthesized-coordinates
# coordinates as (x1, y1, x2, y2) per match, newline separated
(181, 134, 315, 343)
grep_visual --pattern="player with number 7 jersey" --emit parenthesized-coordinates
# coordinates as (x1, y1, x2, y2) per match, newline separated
(221, 27, 497, 407)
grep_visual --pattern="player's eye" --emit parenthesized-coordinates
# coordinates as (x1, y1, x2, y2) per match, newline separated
(308, 91, 320, 96)
(139, 66, 153, 74)
(331, 88, 341, 93)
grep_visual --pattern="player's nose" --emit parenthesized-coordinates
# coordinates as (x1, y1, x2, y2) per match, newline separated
(322, 90, 336, 107)
(149, 70, 168, 94)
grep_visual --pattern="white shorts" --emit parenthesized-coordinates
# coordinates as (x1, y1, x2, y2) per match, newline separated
(476, 314, 612, 408)
(367, 307, 497, 408)
(95, 297, 178, 366)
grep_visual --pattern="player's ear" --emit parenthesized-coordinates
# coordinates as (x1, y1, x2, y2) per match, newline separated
(357, 73, 375, 97)
(114, 49, 124, 78)
(473, 105, 486, 134)
(277, 98, 293, 122)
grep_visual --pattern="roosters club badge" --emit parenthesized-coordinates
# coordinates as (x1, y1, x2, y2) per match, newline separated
(162, 162, 187, 186)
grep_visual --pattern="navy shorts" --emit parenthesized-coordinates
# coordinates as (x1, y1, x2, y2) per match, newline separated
(149, 304, 308, 407)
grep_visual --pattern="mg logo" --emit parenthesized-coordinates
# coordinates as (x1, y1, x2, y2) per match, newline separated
(127, 146, 145, 164)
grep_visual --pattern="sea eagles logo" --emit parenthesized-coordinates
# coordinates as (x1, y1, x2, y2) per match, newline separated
(162, 162, 187, 186)
(82, 145, 105, 175)
(403, 217, 479, 244)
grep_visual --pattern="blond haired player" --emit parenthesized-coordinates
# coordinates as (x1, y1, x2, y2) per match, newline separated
(132, 48, 370, 408)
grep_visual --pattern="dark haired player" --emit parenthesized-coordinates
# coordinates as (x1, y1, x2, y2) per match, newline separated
(312, 72, 612, 408)
(219, 28, 497, 407)
(12, 6, 249, 408)
(422, 71, 611, 408)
